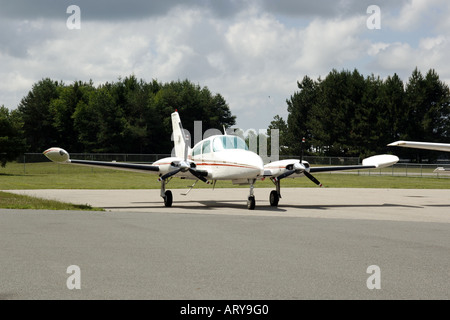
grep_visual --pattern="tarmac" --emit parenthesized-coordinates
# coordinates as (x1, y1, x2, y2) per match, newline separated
(1, 188, 449, 300)
(6, 187, 450, 223)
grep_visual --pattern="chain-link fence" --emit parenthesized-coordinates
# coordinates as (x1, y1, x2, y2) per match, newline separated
(354, 163, 450, 178)
(12, 153, 450, 178)
(23, 153, 171, 164)
(280, 155, 360, 166)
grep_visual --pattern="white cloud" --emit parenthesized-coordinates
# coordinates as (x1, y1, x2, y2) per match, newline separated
(386, 0, 449, 32)
(371, 35, 450, 82)
(419, 36, 446, 50)
(388, 0, 430, 31)
(367, 42, 390, 56)
(1, 0, 450, 129)
(295, 16, 367, 74)
(373, 42, 416, 71)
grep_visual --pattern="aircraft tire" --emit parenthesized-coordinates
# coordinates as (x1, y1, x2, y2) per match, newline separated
(164, 190, 173, 207)
(269, 190, 279, 206)
(247, 196, 255, 210)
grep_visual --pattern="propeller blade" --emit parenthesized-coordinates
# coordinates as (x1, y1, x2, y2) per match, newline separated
(188, 168, 211, 184)
(304, 171, 323, 187)
(274, 169, 296, 181)
(158, 168, 182, 182)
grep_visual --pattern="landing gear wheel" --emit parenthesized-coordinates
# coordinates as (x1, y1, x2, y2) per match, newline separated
(164, 190, 173, 207)
(247, 196, 255, 210)
(269, 190, 279, 207)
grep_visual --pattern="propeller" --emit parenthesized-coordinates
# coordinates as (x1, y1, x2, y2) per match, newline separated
(304, 171, 322, 187)
(157, 159, 188, 181)
(274, 137, 322, 187)
(274, 169, 296, 181)
(188, 168, 210, 184)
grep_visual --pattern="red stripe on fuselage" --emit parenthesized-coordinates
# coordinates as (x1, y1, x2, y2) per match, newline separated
(195, 162, 260, 170)
(154, 160, 261, 170)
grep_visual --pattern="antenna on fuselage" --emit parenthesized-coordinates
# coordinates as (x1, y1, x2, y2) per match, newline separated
(301, 137, 305, 163)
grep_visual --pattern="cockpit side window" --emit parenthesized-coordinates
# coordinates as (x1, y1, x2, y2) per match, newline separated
(192, 143, 202, 157)
(213, 137, 224, 152)
(235, 137, 248, 150)
(202, 140, 211, 154)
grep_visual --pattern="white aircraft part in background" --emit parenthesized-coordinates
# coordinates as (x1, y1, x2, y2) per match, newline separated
(388, 141, 450, 152)
(44, 111, 399, 210)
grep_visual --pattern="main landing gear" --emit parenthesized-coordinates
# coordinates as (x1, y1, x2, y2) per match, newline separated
(164, 190, 173, 207)
(269, 178, 281, 207)
(160, 178, 173, 207)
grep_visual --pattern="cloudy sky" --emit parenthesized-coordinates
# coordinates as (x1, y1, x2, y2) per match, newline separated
(1, 0, 449, 131)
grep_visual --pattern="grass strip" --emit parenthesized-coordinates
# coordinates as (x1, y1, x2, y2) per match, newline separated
(1, 161, 449, 190)
(0, 191, 103, 211)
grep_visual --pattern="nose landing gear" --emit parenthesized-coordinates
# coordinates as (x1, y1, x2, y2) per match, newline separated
(247, 179, 256, 210)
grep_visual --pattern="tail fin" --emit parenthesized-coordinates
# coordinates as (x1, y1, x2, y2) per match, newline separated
(171, 111, 190, 159)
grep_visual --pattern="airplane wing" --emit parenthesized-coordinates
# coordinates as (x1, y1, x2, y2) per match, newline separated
(310, 155, 399, 173)
(388, 140, 450, 152)
(43, 147, 160, 174)
(43, 147, 210, 182)
(264, 154, 399, 186)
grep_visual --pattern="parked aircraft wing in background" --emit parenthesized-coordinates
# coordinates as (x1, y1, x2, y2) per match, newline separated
(388, 141, 450, 152)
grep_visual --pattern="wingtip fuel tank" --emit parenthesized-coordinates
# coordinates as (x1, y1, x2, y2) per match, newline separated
(362, 154, 399, 168)
(43, 147, 70, 163)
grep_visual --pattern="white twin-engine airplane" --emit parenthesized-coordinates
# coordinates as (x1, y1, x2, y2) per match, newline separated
(44, 111, 399, 210)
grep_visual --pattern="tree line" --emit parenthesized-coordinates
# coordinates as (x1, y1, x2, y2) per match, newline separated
(2, 68, 450, 167)
(268, 68, 450, 162)
(0, 76, 236, 166)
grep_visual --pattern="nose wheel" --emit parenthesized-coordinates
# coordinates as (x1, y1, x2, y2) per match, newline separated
(247, 196, 255, 210)
(247, 179, 256, 210)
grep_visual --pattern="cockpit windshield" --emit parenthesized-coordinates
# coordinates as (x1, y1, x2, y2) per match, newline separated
(213, 136, 249, 152)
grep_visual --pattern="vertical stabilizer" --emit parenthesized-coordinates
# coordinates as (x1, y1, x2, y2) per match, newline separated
(171, 111, 190, 159)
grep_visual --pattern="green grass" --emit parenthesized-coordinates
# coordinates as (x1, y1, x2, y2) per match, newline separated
(1, 161, 448, 211)
(0, 161, 449, 190)
(0, 191, 103, 211)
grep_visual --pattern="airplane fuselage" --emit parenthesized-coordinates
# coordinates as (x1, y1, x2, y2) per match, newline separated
(194, 149, 264, 180)
(154, 134, 264, 181)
